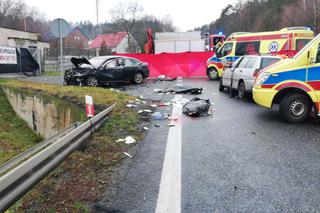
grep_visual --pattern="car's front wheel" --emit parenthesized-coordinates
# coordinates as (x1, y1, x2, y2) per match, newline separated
(219, 78, 225, 92)
(279, 93, 311, 123)
(86, 76, 98, 87)
(133, 72, 144, 84)
(238, 81, 246, 99)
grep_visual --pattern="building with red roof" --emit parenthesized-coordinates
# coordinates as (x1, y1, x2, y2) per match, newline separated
(89, 32, 140, 54)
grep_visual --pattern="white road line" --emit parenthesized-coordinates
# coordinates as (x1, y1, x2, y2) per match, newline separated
(155, 94, 182, 213)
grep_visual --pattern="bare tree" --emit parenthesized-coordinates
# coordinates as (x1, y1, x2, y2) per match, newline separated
(109, 1, 143, 53)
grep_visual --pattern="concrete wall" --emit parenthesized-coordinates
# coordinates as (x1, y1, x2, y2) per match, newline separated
(0, 27, 49, 51)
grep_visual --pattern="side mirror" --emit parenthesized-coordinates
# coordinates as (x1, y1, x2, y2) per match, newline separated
(309, 47, 317, 64)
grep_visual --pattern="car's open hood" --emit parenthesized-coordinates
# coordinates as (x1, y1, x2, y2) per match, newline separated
(70, 57, 92, 68)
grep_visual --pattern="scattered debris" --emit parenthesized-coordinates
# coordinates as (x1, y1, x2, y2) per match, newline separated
(150, 104, 158, 108)
(154, 124, 161, 127)
(157, 102, 171, 107)
(138, 109, 153, 114)
(157, 75, 177, 81)
(143, 127, 149, 130)
(182, 98, 212, 117)
(168, 124, 176, 127)
(116, 136, 136, 144)
(123, 152, 132, 158)
(154, 86, 203, 95)
(151, 112, 169, 120)
(126, 104, 137, 108)
(168, 116, 179, 121)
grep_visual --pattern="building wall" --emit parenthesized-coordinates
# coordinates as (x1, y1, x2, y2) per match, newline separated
(64, 29, 89, 49)
(115, 35, 140, 53)
(0, 27, 49, 51)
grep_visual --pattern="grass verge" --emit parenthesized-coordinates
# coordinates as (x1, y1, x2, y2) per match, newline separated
(40, 71, 63, 76)
(0, 79, 147, 212)
(0, 89, 42, 164)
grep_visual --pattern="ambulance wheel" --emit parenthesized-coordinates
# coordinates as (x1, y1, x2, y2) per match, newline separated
(219, 78, 225, 92)
(207, 67, 219, 80)
(279, 93, 311, 123)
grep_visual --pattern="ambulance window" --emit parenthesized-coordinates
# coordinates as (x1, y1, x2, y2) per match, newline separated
(245, 57, 258, 68)
(238, 57, 250, 68)
(219, 42, 233, 57)
(235, 41, 260, 56)
(296, 39, 311, 51)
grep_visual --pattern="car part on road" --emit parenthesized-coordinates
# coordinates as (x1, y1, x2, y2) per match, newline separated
(279, 93, 311, 123)
(182, 98, 212, 117)
(157, 75, 177, 81)
(153, 86, 203, 95)
(116, 136, 136, 144)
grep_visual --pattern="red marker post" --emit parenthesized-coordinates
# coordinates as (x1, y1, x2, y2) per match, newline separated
(85, 95, 94, 118)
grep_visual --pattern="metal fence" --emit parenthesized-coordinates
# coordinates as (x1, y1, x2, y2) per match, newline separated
(43, 48, 97, 72)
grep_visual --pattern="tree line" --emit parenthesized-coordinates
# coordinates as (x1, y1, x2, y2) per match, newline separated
(195, 0, 320, 36)
(0, 0, 175, 53)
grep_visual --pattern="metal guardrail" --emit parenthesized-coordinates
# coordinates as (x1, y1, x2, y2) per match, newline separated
(0, 104, 116, 212)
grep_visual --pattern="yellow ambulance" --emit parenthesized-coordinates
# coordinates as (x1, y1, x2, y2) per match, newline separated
(206, 27, 314, 80)
(253, 32, 320, 123)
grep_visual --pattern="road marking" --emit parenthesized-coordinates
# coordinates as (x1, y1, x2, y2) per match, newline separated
(155, 94, 182, 213)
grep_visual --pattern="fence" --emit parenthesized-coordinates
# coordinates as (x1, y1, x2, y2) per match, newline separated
(43, 48, 97, 72)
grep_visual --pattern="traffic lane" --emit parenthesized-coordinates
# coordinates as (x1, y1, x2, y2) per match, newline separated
(181, 79, 320, 212)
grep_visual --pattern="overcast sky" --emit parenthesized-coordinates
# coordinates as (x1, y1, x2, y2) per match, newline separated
(25, 0, 237, 31)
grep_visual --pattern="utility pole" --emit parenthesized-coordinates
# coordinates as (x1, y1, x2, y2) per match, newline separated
(96, 0, 101, 33)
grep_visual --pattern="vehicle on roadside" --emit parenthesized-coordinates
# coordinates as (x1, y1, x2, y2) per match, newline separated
(219, 55, 282, 99)
(64, 56, 149, 86)
(253, 33, 320, 123)
(206, 27, 314, 80)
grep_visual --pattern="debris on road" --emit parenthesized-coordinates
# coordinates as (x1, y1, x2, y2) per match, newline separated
(123, 152, 132, 158)
(153, 86, 203, 95)
(143, 127, 149, 130)
(116, 136, 136, 144)
(168, 124, 176, 127)
(154, 124, 160, 127)
(182, 98, 212, 117)
(126, 104, 137, 108)
(157, 75, 177, 81)
(151, 112, 169, 120)
(138, 109, 153, 114)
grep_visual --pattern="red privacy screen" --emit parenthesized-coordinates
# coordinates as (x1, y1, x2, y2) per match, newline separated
(116, 52, 213, 78)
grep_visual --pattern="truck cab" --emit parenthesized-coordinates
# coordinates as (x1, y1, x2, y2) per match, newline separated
(253, 33, 320, 123)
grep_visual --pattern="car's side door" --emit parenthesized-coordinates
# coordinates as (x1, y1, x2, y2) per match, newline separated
(122, 58, 139, 79)
(231, 57, 250, 88)
(223, 57, 243, 87)
(99, 58, 124, 82)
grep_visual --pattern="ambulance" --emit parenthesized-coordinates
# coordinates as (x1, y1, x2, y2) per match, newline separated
(253, 32, 320, 123)
(206, 27, 314, 80)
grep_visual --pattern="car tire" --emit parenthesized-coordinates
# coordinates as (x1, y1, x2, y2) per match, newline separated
(219, 78, 225, 92)
(279, 93, 311, 123)
(133, 72, 144, 84)
(238, 81, 246, 99)
(207, 67, 219, 80)
(86, 76, 99, 87)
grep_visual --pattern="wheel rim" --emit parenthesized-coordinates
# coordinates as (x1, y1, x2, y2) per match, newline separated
(87, 77, 98, 87)
(290, 101, 305, 117)
(135, 73, 143, 83)
(209, 69, 218, 79)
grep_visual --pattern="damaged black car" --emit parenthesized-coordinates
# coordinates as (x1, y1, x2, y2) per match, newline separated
(64, 56, 149, 86)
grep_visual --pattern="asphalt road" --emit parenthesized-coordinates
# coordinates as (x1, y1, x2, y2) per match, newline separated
(20, 76, 320, 212)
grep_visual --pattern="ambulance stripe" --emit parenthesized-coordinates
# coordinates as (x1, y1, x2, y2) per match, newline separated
(263, 68, 306, 85)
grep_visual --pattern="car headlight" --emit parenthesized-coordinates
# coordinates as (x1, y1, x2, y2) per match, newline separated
(255, 72, 271, 86)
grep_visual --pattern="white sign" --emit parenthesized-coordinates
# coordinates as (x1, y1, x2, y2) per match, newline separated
(0, 46, 17, 64)
(85, 95, 94, 117)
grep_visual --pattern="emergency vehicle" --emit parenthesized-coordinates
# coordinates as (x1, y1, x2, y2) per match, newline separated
(253, 32, 320, 123)
(206, 27, 314, 80)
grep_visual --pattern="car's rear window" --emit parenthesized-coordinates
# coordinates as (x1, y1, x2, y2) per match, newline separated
(260, 58, 280, 69)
